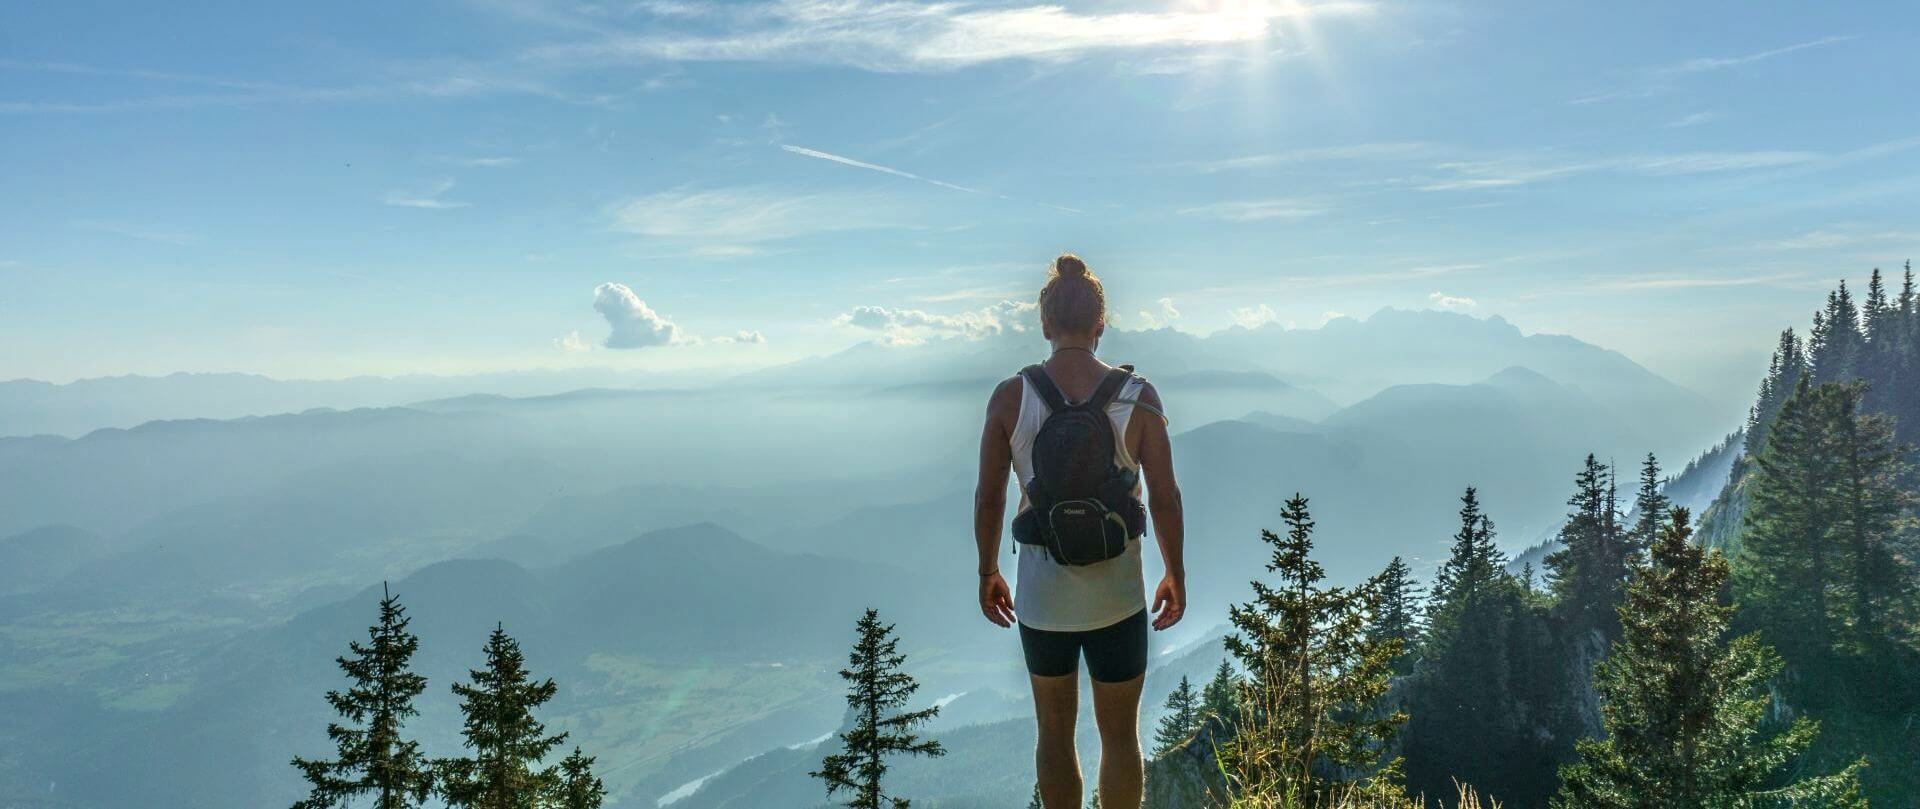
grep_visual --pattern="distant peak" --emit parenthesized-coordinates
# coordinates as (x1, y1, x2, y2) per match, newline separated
(1484, 366, 1558, 387)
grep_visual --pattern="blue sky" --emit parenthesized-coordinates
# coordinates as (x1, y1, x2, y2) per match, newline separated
(2, 0, 1917, 405)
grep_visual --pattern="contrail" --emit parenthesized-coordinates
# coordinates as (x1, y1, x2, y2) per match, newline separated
(779, 143, 1081, 213)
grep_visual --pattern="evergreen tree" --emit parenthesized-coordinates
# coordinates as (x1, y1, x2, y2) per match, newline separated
(1427, 487, 1505, 648)
(1746, 329, 1808, 454)
(439, 625, 568, 809)
(1735, 379, 1917, 707)
(1200, 658, 1241, 722)
(1405, 489, 1564, 805)
(812, 608, 945, 809)
(554, 749, 606, 809)
(1152, 676, 1201, 756)
(1627, 453, 1669, 559)
(1553, 509, 1867, 808)
(1367, 556, 1422, 675)
(1028, 785, 1044, 809)
(290, 583, 434, 809)
(1808, 280, 1864, 383)
(1547, 455, 1631, 644)
(1220, 495, 1404, 799)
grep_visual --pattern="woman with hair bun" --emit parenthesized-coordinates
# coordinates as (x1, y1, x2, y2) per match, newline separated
(974, 253, 1186, 809)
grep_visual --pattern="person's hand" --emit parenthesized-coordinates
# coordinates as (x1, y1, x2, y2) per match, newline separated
(979, 570, 1015, 628)
(1151, 573, 1186, 631)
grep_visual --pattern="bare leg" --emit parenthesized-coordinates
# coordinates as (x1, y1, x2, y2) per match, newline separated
(1090, 674, 1145, 809)
(1030, 673, 1082, 808)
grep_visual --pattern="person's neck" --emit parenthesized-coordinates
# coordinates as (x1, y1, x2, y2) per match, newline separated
(1050, 343, 1097, 358)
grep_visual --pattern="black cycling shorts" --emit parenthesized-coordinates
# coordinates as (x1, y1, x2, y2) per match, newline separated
(1019, 610, 1149, 683)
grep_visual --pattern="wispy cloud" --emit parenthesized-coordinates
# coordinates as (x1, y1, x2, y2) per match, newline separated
(608, 186, 906, 242)
(524, 0, 1376, 73)
(1179, 198, 1328, 222)
(383, 179, 471, 209)
(779, 143, 1081, 212)
(1755, 227, 1920, 251)
(1664, 110, 1718, 128)
(1427, 291, 1477, 311)
(0, 56, 605, 114)
(779, 144, 983, 194)
(444, 155, 521, 168)
(1413, 150, 1823, 191)
(1187, 142, 1435, 173)
(75, 219, 199, 245)
(1571, 35, 1854, 105)
(1653, 35, 1856, 76)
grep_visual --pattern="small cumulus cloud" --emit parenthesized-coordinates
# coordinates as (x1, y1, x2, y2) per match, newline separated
(1320, 310, 1349, 325)
(1231, 303, 1279, 329)
(383, 178, 470, 209)
(594, 282, 683, 348)
(712, 330, 767, 344)
(835, 299, 1038, 343)
(1428, 291, 1477, 311)
(554, 330, 592, 352)
(1134, 297, 1182, 329)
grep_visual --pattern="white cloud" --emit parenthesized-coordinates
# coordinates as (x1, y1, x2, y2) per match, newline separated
(1231, 303, 1278, 329)
(1413, 150, 1823, 191)
(1179, 198, 1328, 222)
(383, 178, 470, 209)
(1319, 310, 1348, 324)
(712, 330, 767, 344)
(594, 282, 684, 348)
(835, 299, 1037, 342)
(609, 187, 900, 242)
(1134, 297, 1182, 329)
(446, 155, 520, 168)
(1571, 35, 1854, 105)
(1428, 291, 1477, 311)
(554, 330, 592, 352)
(526, 0, 1376, 73)
(1189, 142, 1434, 173)
(1654, 35, 1856, 76)
(1664, 111, 1718, 129)
(780, 144, 983, 194)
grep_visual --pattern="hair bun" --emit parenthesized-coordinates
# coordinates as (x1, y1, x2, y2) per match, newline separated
(1053, 253, 1088, 278)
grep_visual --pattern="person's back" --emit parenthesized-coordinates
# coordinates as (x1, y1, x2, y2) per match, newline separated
(974, 254, 1186, 809)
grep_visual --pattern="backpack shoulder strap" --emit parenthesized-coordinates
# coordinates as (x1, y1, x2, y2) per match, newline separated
(1019, 364, 1069, 413)
(1086, 366, 1135, 411)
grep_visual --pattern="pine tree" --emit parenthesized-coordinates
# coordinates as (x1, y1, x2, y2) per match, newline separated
(1746, 329, 1808, 454)
(554, 749, 606, 809)
(1735, 379, 1917, 707)
(1028, 785, 1044, 809)
(1547, 455, 1631, 644)
(812, 608, 945, 809)
(290, 583, 434, 809)
(1200, 658, 1240, 722)
(1809, 280, 1864, 383)
(1627, 453, 1669, 559)
(1553, 509, 1867, 808)
(439, 625, 568, 809)
(1405, 489, 1562, 805)
(1152, 676, 1201, 756)
(1736, 376, 1842, 664)
(1220, 495, 1404, 799)
(1367, 557, 1422, 675)
(1427, 487, 1506, 652)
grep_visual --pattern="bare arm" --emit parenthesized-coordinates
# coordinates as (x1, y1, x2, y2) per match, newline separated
(974, 377, 1021, 627)
(1133, 382, 1186, 630)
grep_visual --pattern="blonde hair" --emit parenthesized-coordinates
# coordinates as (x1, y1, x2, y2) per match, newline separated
(1039, 253, 1105, 336)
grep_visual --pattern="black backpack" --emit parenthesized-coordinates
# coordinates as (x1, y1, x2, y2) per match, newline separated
(1011, 363, 1148, 566)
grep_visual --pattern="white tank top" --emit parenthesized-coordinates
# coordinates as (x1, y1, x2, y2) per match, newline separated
(1011, 371, 1149, 632)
